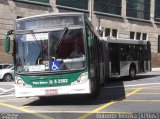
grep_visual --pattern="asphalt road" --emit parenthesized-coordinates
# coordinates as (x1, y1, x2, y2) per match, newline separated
(0, 70, 160, 119)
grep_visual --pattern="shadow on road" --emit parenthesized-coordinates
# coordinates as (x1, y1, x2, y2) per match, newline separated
(24, 81, 126, 106)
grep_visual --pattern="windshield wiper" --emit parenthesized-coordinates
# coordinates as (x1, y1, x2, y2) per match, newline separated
(54, 27, 68, 58)
(30, 30, 42, 49)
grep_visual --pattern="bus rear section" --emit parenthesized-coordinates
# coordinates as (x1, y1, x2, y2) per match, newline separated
(106, 38, 151, 79)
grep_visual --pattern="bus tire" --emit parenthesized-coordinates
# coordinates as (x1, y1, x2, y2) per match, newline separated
(129, 65, 136, 79)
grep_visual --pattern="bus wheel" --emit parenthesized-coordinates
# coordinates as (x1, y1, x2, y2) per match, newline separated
(129, 66, 136, 79)
(3, 74, 12, 82)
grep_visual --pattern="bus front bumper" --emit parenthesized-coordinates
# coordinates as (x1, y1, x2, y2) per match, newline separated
(15, 80, 91, 98)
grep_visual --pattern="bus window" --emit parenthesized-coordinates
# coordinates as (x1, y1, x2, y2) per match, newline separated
(120, 44, 130, 61)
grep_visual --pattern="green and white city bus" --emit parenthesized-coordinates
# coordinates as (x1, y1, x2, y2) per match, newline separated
(4, 13, 151, 98)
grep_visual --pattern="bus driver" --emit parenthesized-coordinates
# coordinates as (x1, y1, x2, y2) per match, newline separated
(69, 44, 83, 58)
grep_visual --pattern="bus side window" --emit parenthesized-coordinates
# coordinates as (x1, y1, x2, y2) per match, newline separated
(132, 45, 137, 60)
(120, 45, 130, 61)
(130, 45, 133, 60)
(121, 45, 126, 61)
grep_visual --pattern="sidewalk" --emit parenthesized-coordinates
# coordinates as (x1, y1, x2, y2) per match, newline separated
(152, 67, 160, 71)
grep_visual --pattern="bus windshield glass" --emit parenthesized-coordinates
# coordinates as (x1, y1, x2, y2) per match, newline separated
(15, 28, 86, 73)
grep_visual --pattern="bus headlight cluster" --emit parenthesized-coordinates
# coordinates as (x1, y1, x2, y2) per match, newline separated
(15, 77, 32, 88)
(15, 77, 25, 87)
(71, 72, 88, 85)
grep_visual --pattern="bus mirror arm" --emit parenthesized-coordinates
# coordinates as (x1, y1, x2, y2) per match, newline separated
(7, 30, 14, 36)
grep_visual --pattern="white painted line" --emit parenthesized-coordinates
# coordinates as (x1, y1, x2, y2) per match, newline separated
(0, 83, 14, 86)
(102, 83, 160, 89)
(0, 88, 6, 91)
(3, 88, 14, 93)
(0, 88, 15, 95)
(124, 83, 160, 87)
(0, 94, 15, 97)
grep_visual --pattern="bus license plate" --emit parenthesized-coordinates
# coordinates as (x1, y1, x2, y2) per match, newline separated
(45, 89, 58, 95)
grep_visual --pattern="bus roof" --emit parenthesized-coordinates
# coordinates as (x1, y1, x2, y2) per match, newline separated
(101, 37, 148, 45)
(16, 12, 84, 21)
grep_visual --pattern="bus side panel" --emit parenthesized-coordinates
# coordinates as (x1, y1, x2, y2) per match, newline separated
(98, 40, 109, 84)
(120, 61, 138, 77)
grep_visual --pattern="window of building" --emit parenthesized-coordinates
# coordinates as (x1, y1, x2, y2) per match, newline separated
(105, 28, 118, 38)
(105, 28, 111, 37)
(126, 0, 150, 20)
(142, 33, 147, 40)
(136, 32, 141, 40)
(155, 0, 160, 22)
(130, 31, 135, 39)
(94, 0, 122, 15)
(15, 0, 50, 5)
(158, 35, 160, 53)
(56, 0, 88, 10)
(130, 31, 147, 40)
(112, 29, 118, 38)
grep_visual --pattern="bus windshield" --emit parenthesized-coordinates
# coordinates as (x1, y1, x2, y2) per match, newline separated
(15, 28, 86, 73)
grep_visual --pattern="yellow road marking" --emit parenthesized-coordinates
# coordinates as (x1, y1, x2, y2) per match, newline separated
(125, 88, 142, 97)
(134, 93, 160, 94)
(0, 102, 55, 119)
(78, 88, 142, 119)
(21, 106, 30, 109)
(0, 100, 8, 103)
(125, 88, 140, 90)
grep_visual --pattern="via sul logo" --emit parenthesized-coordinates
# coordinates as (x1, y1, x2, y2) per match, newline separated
(50, 61, 60, 71)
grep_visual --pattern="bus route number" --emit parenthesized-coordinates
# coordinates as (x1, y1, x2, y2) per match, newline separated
(54, 79, 68, 84)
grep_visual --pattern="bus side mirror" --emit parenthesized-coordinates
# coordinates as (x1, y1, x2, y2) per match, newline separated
(88, 36, 94, 48)
(4, 35, 10, 53)
(4, 30, 14, 53)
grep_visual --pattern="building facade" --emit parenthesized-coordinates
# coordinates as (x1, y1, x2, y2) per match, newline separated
(0, 0, 160, 67)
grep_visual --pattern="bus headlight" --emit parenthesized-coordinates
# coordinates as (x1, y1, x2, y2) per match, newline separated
(15, 77, 32, 88)
(71, 72, 89, 85)
(15, 77, 25, 87)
